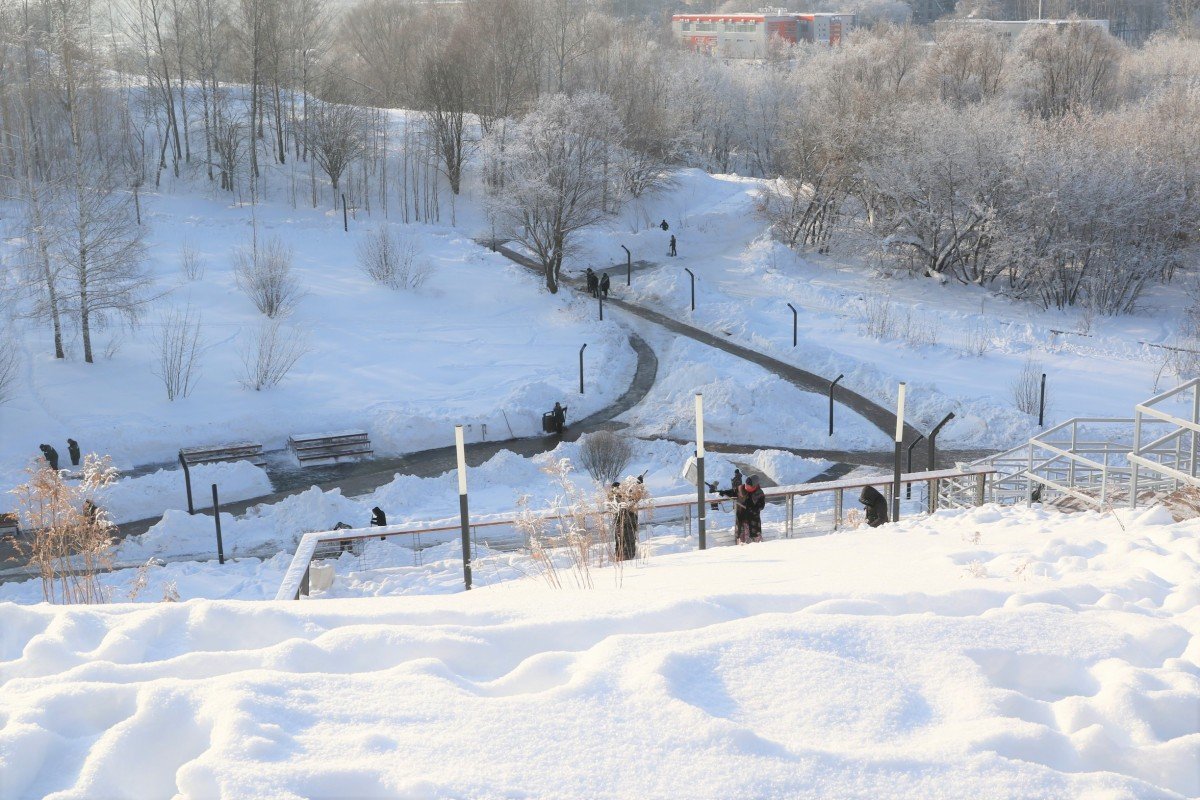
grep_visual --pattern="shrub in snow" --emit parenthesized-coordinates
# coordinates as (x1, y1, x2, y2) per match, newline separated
(151, 305, 203, 401)
(234, 236, 302, 318)
(578, 431, 633, 487)
(356, 226, 430, 290)
(10, 454, 119, 604)
(1011, 357, 1045, 416)
(240, 318, 309, 391)
(179, 239, 203, 281)
(0, 327, 18, 405)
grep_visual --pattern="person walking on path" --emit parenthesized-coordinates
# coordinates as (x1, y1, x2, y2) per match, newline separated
(586, 268, 598, 298)
(552, 402, 568, 435)
(668, 235, 677, 257)
(39, 444, 59, 472)
(599, 272, 610, 299)
(660, 219, 669, 231)
(735, 475, 766, 544)
(859, 485, 889, 528)
(67, 439, 81, 467)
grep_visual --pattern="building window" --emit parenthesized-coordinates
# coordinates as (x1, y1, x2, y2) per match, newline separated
(682, 20, 691, 30)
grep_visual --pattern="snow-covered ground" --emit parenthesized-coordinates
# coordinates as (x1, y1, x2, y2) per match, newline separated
(573, 169, 1190, 450)
(2, 502, 1197, 798)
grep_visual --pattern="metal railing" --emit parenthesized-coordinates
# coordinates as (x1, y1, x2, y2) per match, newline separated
(1130, 377, 1200, 505)
(275, 465, 995, 600)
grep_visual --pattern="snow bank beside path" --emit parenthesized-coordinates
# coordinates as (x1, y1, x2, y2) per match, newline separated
(96, 461, 273, 524)
(1, 504, 1197, 799)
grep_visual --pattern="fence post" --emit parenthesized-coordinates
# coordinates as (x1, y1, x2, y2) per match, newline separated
(892, 383, 906, 523)
(928, 478, 939, 514)
(834, 488, 843, 530)
(211, 483, 225, 565)
(179, 451, 194, 515)
(298, 565, 310, 599)
(455, 425, 472, 590)
(1069, 420, 1078, 488)
(975, 473, 986, 507)
(1129, 410, 1142, 509)
(1192, 382, 1200, 478)
(695, 393, 706, 550)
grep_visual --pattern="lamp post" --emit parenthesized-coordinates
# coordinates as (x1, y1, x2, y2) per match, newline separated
(211, 484, 225, 565)
(787, 303, 797, 347)
(579, 344, 587, 394)
(696, 392, 706, 551)
(1038, 373, 1047, 427)
(906, 434, 925, 499)
(829, 374, 845, 437)
(684, 268, 695, 311)
(455, 425, 472, 591)
(621, 245, 631, 287)
(893, 382, 906, 523)
(928, 412, 956, 471)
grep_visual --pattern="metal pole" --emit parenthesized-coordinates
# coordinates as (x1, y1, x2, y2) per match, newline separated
(622, 245, 631, 287)
(696, 393, 706, 550)
(1038, 373, 1047, 427)
(211, 484, 225, 565)
(599, 293, 604, 321)
(684, 268, 695, 311)
(906, 434, 925, 499)
(893, 383, 906, 523)
(927, 412, 955, 471)
(829, 374, 845, 437)
(1192, 383, 1199, 478)
(342, 194, 348, 232)
(179, 451, 194, 515)
(787, 303, 797, 347)
(456, 426, 472, 590)
(1130, 409, 1142, 509)
(579, 343, 587, 394)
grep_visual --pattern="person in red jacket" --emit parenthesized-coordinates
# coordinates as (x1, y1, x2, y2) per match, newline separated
(736, 475, 766, 544)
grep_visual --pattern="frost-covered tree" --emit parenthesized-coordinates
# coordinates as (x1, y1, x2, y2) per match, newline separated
(486, 93, 623, 293)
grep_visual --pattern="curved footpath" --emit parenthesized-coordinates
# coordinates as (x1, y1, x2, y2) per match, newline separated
(488, 243, 924, 445)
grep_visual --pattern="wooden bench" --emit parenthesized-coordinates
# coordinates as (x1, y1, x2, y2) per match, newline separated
(179, 442, 266, 468)
(288, 430, 372, 466)
(0, 513, 20, 539)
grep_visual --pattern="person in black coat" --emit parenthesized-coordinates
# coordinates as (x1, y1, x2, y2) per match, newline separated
(668, 235, 677, 257)
(599, 272, 610, 298)
(371, 507, 387, 527)
(67, 439, 81, 467)
(859, 485, 889, 528)
(735, 476, 766, 544)
(731, 468, 743, 492)
(39, 444, 59, 472)
(660, 219, 669, 231)
(552, 402, 567, 435)
(610, 482, 639, 561)
(585, 268, 598, 298)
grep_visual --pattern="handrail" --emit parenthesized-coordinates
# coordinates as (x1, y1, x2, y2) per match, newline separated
(275, 465, 996, 601)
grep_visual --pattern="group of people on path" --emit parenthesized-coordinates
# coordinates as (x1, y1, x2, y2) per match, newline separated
(585, 268, 611, 299)
(37, 439, 81, 472)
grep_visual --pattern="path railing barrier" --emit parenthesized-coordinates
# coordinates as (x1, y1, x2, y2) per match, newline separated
(276, 465, 995, 600)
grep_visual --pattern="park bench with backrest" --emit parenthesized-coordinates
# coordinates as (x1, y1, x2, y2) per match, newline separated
(288, 430, 373, 466)
(178, 441, 266, 468)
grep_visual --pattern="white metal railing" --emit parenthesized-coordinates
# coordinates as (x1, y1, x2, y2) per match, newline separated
(275, 466, 995, 600)
(1130, 378, 1200, 505)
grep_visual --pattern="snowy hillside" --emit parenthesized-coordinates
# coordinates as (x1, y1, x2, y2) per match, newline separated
(2, 502, 1197, 799)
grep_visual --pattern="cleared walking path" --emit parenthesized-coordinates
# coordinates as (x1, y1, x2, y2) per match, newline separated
(489, 243, 923, 445)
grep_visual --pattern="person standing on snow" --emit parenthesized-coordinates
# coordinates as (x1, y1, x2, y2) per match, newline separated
(735, 475, 766, 544)
(668, 235, 677, 257)
(552, 402, 568, 435)
(67, 438, 81, 467)
(599, 272, 611, 299)
(39, 444, 59, 472)
(610, 481, 639, 561)
(731, 468, 743, 492)
(586, 268, 598, 298)
(858, 485, 889, 528)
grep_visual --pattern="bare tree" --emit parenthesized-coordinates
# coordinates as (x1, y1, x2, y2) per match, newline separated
(240, 317, 309, 390)
(0, 325, 19, 404)
(152, 305, 203, 400)
(179, 238, 203, 280)
(486, 93, 622, 293)
(579, 431, 633, 486)
(1011, 358, 1045, 416)
(234, 235, 303, 317)
(416, 26, 474, 196)
(306, 95, 366, 208)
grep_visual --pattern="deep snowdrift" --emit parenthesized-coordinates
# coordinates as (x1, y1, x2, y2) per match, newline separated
(1, 503, 1197, 799)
